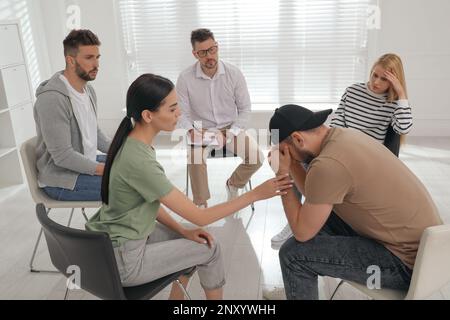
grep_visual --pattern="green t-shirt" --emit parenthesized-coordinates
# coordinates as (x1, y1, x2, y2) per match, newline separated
(86, 137, 173, 247)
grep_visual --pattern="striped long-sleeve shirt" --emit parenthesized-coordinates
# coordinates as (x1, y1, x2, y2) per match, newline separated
(330, 83, 413, 143)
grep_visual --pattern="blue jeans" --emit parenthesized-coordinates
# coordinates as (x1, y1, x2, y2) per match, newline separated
(43, 155, 106, 201)
(279, 212, 412, 300)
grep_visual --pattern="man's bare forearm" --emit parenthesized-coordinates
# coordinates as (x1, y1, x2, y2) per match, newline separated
(290, 162, 306, 195)
(278, 163, 307, 238)
(279, 183, 302, 229)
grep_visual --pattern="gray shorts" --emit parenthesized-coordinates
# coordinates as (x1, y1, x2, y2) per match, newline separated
(113, 223, 225, 290)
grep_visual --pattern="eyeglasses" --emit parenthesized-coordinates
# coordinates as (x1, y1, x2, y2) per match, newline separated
(195, 45, 218, 58)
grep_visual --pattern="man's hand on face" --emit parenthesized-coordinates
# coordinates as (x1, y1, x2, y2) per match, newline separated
(268, 143, 292, 176)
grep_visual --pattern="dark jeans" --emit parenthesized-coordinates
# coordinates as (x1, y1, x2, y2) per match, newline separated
(279, 212, 412, 300)
(43, 155, 106, 201)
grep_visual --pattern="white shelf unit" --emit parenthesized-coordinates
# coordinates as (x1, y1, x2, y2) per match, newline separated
(0, 21, 36, 199)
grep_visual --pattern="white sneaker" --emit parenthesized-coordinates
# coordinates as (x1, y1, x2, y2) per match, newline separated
(271, 223, 293, 250)
(226, 180, 240, 201)
(262, 286, 287, 300)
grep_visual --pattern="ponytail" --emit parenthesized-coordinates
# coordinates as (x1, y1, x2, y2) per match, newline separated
(102, 73, 174, 204)
(101, 117, 133, 204)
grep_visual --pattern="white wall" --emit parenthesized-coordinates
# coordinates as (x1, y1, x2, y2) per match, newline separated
(250, 0, 450, 137)
(252, 0, 450, 137)
(35, 0, 128, 136)
(373, 0, 450, 136)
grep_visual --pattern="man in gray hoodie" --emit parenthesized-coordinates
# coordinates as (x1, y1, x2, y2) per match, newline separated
(33, 29, 111, 201)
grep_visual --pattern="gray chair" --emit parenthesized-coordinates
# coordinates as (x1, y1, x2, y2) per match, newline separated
(36, 203, 194, 300)
(330, 223, 450, 300)
(20, 137, 101, 272)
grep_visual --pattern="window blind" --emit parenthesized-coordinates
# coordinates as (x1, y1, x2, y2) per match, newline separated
(117, 0, 371, 110)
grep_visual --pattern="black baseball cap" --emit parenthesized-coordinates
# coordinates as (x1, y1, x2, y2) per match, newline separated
(269, 104, 333, 144)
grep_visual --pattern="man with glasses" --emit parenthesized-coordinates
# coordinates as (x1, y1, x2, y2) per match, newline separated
(177, 28, 264, 208)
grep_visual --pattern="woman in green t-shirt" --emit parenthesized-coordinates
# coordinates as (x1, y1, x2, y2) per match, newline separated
(88, 74, 292, 300)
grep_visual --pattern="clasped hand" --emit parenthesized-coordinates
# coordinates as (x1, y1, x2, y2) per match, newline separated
(268, 144, 292, 175)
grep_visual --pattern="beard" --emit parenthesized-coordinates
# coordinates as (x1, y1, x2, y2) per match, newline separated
(298, 150, 315, 165)
(203, 59, 217, 69)
(75, 61, 98, 81)
(290, 145, 315, 165)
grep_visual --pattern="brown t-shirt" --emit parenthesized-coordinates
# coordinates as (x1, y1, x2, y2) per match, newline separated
(305, 127, 442, 269)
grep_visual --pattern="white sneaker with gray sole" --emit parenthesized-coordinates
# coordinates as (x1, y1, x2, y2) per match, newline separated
(271, 223, 294, 249)
(262, 286, 287, 300)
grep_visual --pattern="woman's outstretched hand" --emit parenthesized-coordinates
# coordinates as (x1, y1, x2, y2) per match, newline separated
(253, 174, 293, 201)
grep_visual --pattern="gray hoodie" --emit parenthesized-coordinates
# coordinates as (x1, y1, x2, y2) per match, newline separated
(33, 71, 111, 190)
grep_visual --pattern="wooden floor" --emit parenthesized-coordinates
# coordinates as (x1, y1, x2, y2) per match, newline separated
(0, 137, 449, 300)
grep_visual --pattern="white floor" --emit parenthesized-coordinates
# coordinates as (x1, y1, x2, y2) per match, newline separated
(0, 137, 449, 300)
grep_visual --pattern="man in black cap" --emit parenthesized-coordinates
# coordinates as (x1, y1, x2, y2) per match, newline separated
(263, 104, 441, 300)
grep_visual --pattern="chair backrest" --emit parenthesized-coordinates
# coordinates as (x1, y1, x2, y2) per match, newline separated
(383, 125, 400, 157)
(35, 203, 126, 300)
(406, 224, 450, 299)
(20, 137, 102, 208)
(19, 137, 45, 203)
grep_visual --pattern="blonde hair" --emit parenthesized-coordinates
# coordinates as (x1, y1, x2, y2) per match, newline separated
(370, 53, 408, 145)
(370, 53, 408, 103)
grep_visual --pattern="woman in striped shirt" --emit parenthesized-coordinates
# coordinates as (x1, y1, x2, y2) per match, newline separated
(271, 54, 413, 250)
(331, 53, 413, 143)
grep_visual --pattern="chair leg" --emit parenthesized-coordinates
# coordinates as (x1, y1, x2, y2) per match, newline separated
(29, 207, 75, 273)
(29, 227, 45, 272)
(175, 279, 192, 300)
(248, 179, 255, 212)
(244, 212, 255, 231)
(185, 165, 189, 197)
(67, 208, 75, 227)
(64, 287, 70, 300)
(29, 208, 58, 273)
(81, 208, 89, 222)
(329, 279, 345, 300)
(243, 180, 256, 230)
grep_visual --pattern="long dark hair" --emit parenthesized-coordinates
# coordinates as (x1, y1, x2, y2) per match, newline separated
(101, 74, 175, 204)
